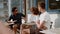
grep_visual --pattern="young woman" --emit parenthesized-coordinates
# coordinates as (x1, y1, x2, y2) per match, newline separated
(27, 7, 40, 23)
(27, 7, 41, 34)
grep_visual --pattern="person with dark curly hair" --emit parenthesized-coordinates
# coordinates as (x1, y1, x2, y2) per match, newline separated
(27, 7, 40, 23)
(27, 7, 41, 34)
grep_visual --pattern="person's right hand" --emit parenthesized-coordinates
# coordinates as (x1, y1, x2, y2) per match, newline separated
(41, 25, 47, 30)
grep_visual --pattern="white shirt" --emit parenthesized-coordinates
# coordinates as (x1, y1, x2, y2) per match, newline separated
(27, 14, 39, 23)
(39, 11, 51, 29)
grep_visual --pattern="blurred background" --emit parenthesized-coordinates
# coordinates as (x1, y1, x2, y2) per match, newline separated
(0, 0, 60, 29)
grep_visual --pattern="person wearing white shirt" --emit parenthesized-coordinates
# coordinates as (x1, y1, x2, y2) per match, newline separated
(27, 7, 41, 34)
(37, 2, 51, 30)
(27, 7, 40, 23)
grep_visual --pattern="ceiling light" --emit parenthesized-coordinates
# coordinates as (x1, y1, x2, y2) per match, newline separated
(56, 0, 59, 1)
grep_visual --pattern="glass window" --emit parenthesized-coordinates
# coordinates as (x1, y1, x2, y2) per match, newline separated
(26, 0, 45, 14)
(11, 0, 20, 12)
(26, 0, 36, 14)
(49, 0, 60, 10)
(0, 0, 9, 21)
(38, 0, 45, 2)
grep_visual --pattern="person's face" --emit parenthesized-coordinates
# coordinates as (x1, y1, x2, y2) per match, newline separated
(38, 5, 42, 12)
(30, 8, 34, 14)
(13, 9, 18, 15)
(30, 8, 33, 11)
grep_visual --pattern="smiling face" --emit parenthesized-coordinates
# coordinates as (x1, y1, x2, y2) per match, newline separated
(12, 7, 18, 15)
(12, 9, 18, 15)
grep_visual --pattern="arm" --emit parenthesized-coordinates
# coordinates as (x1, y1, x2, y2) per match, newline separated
(37, 20, 47, 30)
(21, 13, 25, 17)
(37, 14, 46, 29)
(9, 15, 13, 21)
(21, 13, 26, 22)
(21, 13, 26, 19)
(38, 21, 45, 29)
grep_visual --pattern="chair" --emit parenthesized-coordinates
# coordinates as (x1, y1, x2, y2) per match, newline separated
(50, 22, 53, 29)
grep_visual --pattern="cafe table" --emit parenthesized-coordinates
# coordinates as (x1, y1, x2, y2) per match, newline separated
(20, 23, 36, 34)
(3, 21, 15, 27)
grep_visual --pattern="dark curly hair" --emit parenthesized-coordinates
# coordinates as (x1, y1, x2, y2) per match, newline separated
(31, 7, 40, 15)
(38, 2, 45, 9)
(12, 7, 17, 12)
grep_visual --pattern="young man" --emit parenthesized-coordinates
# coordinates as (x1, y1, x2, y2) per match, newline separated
(37, 2, 51, 30)
(9, 7, 25, 34)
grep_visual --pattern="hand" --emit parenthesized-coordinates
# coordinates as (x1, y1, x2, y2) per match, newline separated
(41, 25, 47, 30)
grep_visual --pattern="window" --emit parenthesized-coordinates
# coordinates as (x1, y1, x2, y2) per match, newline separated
(26, 0, 37, 14)
(49, 0, 60, 10)
(11, 0, 20, 12)
(0, 0, 9, 21)
(38, 0, 45, 2)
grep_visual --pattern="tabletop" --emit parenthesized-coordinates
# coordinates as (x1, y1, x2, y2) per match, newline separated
(40, 28, 60, 34)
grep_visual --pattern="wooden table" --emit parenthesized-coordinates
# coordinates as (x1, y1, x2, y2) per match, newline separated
(3, 21, 14, 28)
(20, 23, 35, 34)
(40, 28, 60, 34)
